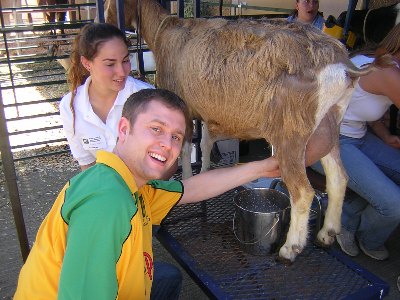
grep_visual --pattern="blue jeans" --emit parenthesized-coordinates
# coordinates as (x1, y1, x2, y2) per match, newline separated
(151, 261, 182, 300)
(312, 132, 400, 249)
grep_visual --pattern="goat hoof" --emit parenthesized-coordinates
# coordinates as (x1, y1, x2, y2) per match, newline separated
(316, 231, 335, 246)
(328, 229, 337, 237)
(292, 244, 303, 254)
(276, 255, 293, 265)
(279, 245, 297, 262)
(314, 238, 330, 249)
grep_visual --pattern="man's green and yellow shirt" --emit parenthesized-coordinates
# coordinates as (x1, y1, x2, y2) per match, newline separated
(15, 151, 183, 300)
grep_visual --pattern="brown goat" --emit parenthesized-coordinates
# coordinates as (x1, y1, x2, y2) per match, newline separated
(105, 0, 369, 262)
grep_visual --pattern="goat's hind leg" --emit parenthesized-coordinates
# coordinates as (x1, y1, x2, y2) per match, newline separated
(316, 144, 348, 246)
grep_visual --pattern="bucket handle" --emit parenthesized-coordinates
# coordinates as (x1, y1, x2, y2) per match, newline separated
(233, 213, 280, 245)
(269, 178, 282, 190)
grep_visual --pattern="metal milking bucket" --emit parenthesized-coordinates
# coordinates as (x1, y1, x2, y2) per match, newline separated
(233, 187, 291, 256)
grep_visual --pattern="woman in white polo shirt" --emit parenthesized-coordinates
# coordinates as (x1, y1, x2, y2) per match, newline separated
(60, 23, 154, 170)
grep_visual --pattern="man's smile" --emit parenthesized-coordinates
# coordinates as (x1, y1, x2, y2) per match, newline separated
(149, 152, 167, 163)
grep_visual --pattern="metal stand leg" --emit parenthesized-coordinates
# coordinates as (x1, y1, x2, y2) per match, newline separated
(312, 192, 323, 238)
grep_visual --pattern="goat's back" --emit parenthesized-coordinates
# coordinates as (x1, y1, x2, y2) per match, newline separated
(155, 18, 353, 140)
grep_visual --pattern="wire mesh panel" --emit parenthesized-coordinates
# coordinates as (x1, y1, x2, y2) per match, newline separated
(159, 188, 389, 299)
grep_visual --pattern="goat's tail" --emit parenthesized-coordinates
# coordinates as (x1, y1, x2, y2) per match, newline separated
(345, 61, 375, 79)
(345, 53, 397, 79)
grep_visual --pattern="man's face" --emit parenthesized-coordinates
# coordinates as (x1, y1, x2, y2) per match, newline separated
(117, 99, 186, 186)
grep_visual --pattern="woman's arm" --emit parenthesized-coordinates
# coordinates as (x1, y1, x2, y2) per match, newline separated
(360, 64, 400, 149)
(369, 119, 400, 149)
(359, 65, 400, 108)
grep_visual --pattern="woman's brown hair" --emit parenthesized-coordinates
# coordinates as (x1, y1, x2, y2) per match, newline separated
(350, 23, 400, 68)
(67, 23, 129, 133)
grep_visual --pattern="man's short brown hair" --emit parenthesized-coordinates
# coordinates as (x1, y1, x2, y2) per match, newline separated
(122, 89, 193, 143)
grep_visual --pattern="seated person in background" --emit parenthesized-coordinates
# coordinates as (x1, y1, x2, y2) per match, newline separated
(287, 0, 325, 30)
(14, 89, 281, 299)
(312, 24, 400, 261)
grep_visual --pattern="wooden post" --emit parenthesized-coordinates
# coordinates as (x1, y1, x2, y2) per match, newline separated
(0, 86, 30, 262)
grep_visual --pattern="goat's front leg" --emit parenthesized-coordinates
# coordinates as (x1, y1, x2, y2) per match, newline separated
(276, 136, 315, 262)
(279, 177, 315, 263)
(316, 144, 348, 246)
(274, 139, 315, 262)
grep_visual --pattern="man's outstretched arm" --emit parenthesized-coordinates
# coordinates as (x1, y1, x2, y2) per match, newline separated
(180, 156, 280, 204)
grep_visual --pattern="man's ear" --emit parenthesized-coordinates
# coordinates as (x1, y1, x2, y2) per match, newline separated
(117, 117, 130, 142)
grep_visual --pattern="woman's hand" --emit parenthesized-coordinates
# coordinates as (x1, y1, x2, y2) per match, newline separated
(382, 134, 400, 149)
(369, 119, 400, 149)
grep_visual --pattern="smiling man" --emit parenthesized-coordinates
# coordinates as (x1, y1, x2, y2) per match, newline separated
(14, 89, 280, 300)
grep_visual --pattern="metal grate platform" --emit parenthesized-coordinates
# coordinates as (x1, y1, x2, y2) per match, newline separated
(157, 188, 389, 299)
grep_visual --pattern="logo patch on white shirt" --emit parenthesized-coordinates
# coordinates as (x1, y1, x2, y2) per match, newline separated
(81, 136, 107, 150)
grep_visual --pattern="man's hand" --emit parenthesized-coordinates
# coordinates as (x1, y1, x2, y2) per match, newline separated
(180, 156, 280, 204)
(257, 156, 280, 178)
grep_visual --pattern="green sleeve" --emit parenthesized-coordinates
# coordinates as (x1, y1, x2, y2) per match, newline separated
(58, 189, 136, 300)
